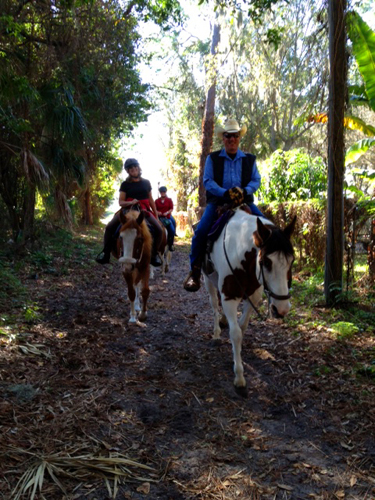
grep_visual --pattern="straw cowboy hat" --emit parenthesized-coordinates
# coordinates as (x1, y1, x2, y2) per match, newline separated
(216, 118, 247, 139)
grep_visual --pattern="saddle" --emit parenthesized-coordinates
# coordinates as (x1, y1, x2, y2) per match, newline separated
(159, 216, 171, 228)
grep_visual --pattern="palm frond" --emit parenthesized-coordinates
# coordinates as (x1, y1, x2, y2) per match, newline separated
(347, 11, 375, 110)
(11, 449, 158, 500)
(345, 137, 375, 165)
(20, 149, 49, 189)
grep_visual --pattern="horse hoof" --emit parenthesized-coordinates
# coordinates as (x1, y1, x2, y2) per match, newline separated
(138, 312, 147, 322)
(235, 385, 248, 398)
(209, 338, 221, 347)
(128, 318, 137, 324)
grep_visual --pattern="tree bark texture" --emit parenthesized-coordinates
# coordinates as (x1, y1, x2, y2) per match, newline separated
(198, 23, 220, 209)
(84, 187, 93, 225)
(324, 0, 347, 305)
(83, 147, 94, 225)
(22, 184, 36, 242)
(369, 218, 375, 283)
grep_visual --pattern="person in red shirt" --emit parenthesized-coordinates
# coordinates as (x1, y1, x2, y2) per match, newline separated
(155, 186, 176, 251)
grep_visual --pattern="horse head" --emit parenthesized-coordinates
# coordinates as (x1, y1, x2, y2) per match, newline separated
(118, 210, 147, 271)
(253, 216, 296, 318)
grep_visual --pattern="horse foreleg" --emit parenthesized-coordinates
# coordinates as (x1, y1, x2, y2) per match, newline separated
(165, 248, 172, 273)
(162, 248, 171, 275)
(134, 284, 141, 312)
(239, 287, 263, 332)
(138, 276, 150, 322)
(204, 275, 221, 340)
(125, 280, 138, 324)
(221, 298, 246, 390)
(161, 249, 167, 276)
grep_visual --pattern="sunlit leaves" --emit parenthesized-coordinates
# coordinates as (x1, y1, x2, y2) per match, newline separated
(259, 149, 327, 202)
(347, 11, 375, 110)
(307, 112, 328, 124)
(345, 138, 375, 165)
(344, 115, 375, 136)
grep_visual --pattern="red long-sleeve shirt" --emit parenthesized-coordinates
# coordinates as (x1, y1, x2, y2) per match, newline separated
(155, 197, 173, 219)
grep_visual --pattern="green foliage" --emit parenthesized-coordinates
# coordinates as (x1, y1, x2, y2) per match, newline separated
(0, 261, 27, 307)
(23, 305, 41, 324)
(314, 365, 332, 377)
(0, 0, 181, 238)
(347, 11, 375, 107)
(345, 137, 375, 165)
(356, 363, 375, 379)
(331, 321, 360, 340)
(258, 149, 327, 203)
(345, 11, 375, 164)
(215, 0, 329, 159)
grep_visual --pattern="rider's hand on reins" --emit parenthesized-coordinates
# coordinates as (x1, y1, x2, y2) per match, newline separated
(223, 187, 245, 207)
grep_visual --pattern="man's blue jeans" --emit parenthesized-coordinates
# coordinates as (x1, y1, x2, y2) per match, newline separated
(189, 202, 264, 269)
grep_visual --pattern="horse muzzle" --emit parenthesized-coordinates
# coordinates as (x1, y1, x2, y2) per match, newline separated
(119, 256, 137, 264)
(270, 301, 291, 318)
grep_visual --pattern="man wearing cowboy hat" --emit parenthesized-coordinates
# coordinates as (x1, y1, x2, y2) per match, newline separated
(184, 118, 263, 292)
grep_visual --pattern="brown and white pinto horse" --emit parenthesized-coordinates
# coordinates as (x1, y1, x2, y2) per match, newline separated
(115, 210, 152, 325)
(203, 208, 296, 395)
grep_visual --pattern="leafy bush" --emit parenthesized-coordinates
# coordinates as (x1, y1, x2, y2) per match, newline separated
(331, 321, 360, 339)
(258, 149, 327, 203)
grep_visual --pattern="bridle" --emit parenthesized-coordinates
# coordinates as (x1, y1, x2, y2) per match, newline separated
(222, 222, 292, 320)
(120, 227, 145, 272)
(258, 255, 292, 302)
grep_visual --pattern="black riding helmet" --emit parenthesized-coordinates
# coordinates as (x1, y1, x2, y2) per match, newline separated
(159, 186, 167, 193)
(124, 158, 140, 171)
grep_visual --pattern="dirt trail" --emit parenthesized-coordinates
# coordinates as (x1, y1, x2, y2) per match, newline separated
(0, 242, 374, 499)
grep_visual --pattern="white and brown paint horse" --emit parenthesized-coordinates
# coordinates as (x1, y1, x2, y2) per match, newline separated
(203, 207, 296, 395)
(115, 210, 152, 325)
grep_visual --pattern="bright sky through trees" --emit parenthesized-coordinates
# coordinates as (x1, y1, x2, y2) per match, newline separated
(119, 1, 211, 202)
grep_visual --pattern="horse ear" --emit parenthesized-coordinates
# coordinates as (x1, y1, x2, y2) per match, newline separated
(284, 215, 297, 239)
(136, 211, 144, 225)
(119, 210, 127, 224)
(253, 217, 272, 247)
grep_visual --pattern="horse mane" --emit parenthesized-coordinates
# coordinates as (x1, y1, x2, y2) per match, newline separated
(262, 225, 294, 258)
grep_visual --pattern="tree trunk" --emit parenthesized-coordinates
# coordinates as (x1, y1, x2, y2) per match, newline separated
(83, 147, 94, 225)
(22, 184, 36, 242)
(198, 23, 220, 209)
(83, 186, 93, 225)
(369, 217, 375, 283)
(324, 0, 347, 305)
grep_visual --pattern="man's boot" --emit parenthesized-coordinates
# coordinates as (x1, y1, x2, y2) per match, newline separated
(150, 240, 162, 267)
(96, 249, 110, 265)
(151, 253, 162, 267)
(184, 265, 201, 292)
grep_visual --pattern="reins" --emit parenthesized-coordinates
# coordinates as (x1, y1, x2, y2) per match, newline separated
(222, 220, 291, 320)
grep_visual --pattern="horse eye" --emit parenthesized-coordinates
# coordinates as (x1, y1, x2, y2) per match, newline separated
(264, 256, 272, 271)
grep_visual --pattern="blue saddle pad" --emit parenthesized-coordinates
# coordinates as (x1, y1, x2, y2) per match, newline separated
(207, 210, 235, 244)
